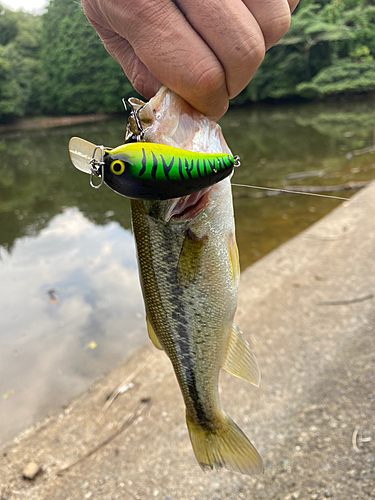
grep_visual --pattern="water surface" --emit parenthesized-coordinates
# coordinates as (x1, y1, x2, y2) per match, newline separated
(0, 99, 374, 445)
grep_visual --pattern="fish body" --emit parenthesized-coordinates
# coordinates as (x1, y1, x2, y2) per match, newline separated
(132, 87, 263, 475)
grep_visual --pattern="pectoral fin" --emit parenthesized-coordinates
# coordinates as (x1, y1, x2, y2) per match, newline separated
(146, 316, 163, 350)
(222, 323, 260, 387)
(228, 233, 240, 284)
(177, 229, 207, 287)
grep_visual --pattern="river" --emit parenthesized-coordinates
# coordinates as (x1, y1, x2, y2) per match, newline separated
(0, 99, 374, 445)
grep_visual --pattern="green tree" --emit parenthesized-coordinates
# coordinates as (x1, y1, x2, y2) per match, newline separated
(40, 0, 133, 115)
(297, 59, 375, 97)
(0, 47, 23, 122)
(0, 5, 18, 46)
(0, 5, 43, 122)
(242, 0, 375, 103)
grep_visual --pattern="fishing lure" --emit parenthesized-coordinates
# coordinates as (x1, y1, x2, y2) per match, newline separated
(69, 137, 240, 200)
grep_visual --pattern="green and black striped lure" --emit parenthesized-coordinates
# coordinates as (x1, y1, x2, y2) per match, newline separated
(69, 137, 239, 200)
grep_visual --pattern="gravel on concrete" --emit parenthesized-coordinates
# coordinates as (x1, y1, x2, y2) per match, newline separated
(1, 184, 375, 500)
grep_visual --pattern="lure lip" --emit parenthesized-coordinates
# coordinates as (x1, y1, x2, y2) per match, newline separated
(69, 137, 106, 174)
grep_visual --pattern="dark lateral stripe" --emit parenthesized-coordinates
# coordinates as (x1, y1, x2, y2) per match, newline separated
(203, 159, 207, 177)
(178, 157, 184, 179)
(151, 151, 158, 180)
(216, 158, 222, 170)
(196, 158, 201, 178)
(161, 155, 174, 180)
(186, 368, 207, 425)
(175, 323, 207, 425)
(139, 148, 147, 177)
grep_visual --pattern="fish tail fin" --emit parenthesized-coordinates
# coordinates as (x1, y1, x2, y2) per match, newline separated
(186, 412, 263, 476)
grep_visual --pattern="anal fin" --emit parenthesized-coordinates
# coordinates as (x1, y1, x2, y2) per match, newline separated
(222, 323, 260, 387)
(146, 316, 163, 350)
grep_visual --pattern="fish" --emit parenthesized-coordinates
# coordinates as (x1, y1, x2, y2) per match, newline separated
(131, 87, 263, 475)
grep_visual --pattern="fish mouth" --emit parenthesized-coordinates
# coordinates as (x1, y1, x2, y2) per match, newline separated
(165, 188, 211, 222)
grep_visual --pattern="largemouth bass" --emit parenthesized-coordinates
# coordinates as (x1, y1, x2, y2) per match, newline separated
(132, 87, 263, 475)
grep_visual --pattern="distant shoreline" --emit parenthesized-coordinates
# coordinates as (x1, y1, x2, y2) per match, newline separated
(0, 113, 112, 133)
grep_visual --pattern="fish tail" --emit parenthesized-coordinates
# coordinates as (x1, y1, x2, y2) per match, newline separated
(186, 412, 263, 476)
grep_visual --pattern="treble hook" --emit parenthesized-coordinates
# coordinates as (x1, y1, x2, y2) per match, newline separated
(122, 98, 145, 141)
(89, 145, 105, 189)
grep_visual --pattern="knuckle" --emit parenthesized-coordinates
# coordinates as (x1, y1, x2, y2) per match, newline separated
(262, 11, 291, 49)
(193, 62, 226, 99)
(235, 33, 265, 69)
(97, 27, 117, 45)
(91, 0, 153, 37)
(189, 61, 228, 117)
(130, 69, 149, 97)
(225, 34, 265, 98)
(98, 32, 123, 61)
(127, 1, 179, 44)
(125, 57, 159, 100)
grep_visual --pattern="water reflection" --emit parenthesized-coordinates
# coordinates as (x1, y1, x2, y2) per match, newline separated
(224, 100, 375, 268)
(0, 99, 374, 444)
(0, 208, 145, 445)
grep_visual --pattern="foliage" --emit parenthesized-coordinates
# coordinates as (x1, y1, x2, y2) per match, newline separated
(40, 0, 133, 115)
(0, 5, 42, 122)
(244, 0, 375, 102)
(0, 6, 18, 46)
(297, 59, 375, 97)
(0, 48, 23, 121)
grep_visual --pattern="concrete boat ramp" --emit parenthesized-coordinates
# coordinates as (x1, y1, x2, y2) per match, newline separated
(1, 184, 375, 500)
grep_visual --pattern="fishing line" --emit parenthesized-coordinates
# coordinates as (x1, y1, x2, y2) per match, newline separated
(231, 182, 375, 206)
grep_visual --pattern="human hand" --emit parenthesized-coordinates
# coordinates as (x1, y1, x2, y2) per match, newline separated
(81, 0, 299, 120)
